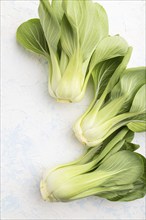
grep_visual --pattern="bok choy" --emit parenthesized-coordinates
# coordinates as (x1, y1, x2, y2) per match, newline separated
(73, 62, 146, 146)
(40, 128, 146, 202)
(16, 0, 146, 204)
(16, 0, 129, 102)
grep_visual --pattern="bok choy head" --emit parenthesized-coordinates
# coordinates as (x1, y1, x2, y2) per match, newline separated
(73, 53, 146, 146)
(40, 128, 146, 202)
(16, 0, 109, 102)
(16, 0, 129, 102)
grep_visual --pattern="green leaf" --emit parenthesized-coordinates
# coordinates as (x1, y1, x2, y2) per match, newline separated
(113, 184, 146, 201)
(80, 2, 109, 61)
(86, 128, 129, 166)
(61, 15, 75, 57)
(62, 0, 84, 29)
(124, 129, 134, 142)
(52, 0, 64, 23)
(62, 0, 84, 49)
(127, 84, 146, 132)
(95, 184, 134, 200)
(122, 142, 140, 152)
(127, 122, 146, 132)
(102, 47, 132, 97)
(89, 35, 129, 71)
(91, 48, 132, 112)
(111, 67, 146, 101)
(16, 18, 49, 58)
(92, 56, 123, 97)
(106, 153, 146, 201)
(38, 0, 60, 52)
(72, 184, 134, 201)
(62, 1, 109, 61)
(137, 153, 146, 181)
(97, 181, 146, 202)
(129, 84, 146, 114)
(98, 151, 144, 186)
(96, 129, 135, 163)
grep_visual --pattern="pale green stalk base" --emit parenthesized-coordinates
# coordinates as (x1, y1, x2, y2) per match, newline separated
(40, 180, 49, 201)
(73, 129, 87, 145)
(40, 180, 57, 202)
(57, 99, 71, 103)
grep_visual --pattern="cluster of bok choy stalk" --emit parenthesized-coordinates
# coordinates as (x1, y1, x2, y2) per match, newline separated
(16, 0, 146, 203)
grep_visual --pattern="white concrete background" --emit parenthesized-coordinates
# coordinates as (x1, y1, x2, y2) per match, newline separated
(1, 0, 146, 219)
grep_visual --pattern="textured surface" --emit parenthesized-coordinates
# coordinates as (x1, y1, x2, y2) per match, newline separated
(1, 0, 146, 219)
